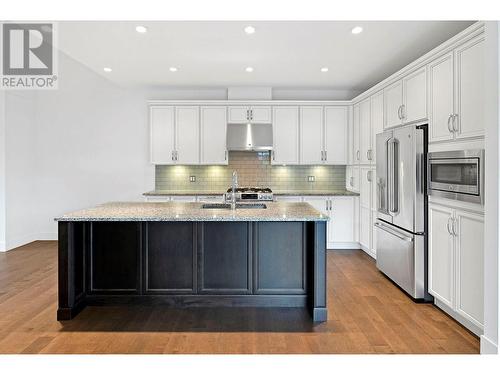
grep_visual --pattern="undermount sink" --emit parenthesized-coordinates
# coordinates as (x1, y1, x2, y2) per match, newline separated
(201, 203, 267, 209)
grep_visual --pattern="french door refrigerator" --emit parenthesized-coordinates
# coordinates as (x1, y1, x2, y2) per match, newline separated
(374, 123, 432, 301)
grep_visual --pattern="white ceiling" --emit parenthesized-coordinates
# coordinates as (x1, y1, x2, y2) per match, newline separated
(57, 21, 474, 95)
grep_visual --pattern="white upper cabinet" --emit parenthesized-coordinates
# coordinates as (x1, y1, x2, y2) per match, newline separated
(324, 106, 348, 164)
(384, 80, 404, 128)
(370, 91, 384, 165)
(429, 52, 455, 143)
(227, 106, 249, 123)
(272, 106, 300, 165)
(384, 67, 427, 128)
(359, 98, 371, 164)
(352, 103, 360, 163)
(150, 106, 176, 164)
(200, 106, 227, 165)
(175, 106, 200, 164)
(300, 106, 324, 164)
(428, 35, 485, 144)
(403, 67, 427, 124)
(250, 106, 272, 124)
(227, 106, 271, 124)
(454, 36, 485, 140)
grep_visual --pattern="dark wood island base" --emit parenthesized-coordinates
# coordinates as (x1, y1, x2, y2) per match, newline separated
(57, 220, 327, 322)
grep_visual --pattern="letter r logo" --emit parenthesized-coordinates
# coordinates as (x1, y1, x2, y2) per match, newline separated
(2, 23, 53, 75)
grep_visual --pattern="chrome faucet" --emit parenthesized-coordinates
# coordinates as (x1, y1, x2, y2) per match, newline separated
(231, 170, 238, 210)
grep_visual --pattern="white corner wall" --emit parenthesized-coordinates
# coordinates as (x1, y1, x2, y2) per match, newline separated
(482, 21, 500, 354)
(0, 90, 6, 251)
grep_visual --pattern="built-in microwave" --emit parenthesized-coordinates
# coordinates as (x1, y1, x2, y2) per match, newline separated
(427, 149, 484, 204)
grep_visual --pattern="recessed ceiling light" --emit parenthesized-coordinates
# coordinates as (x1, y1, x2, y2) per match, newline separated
(169, 67, 178, 72)
(245, 67, 254, 73)
(244, 26, 255, 34)
(136, 26, 148, 33)
(103, 67, 112, 72)
(351, 26, 363, 35)
(320, 67, 329, 72)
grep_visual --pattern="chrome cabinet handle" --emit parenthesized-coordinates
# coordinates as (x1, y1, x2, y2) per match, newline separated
(224, 150, 227, 160)
(452, 114, 458, 133)
(350, 176, 354, 187)
(272, 150, 276, 161)
(401, 104, 406, 120)
(321, 151, 324, 161)
(176, 151, 178, 161)
(447, 217, 452, 235)
(329, 199, 332, 210)
(452, 218, 458, 237)
(397, 105, 402, 120)
(447, 114, 453, 133)
(324, 150, 327, 162)
(171, 150, 174, 161)
(356, 150, 360, 160)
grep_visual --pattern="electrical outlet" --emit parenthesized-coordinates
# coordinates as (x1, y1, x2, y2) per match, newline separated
(189, 176, 196, 182)
(307, 176, 315, 182)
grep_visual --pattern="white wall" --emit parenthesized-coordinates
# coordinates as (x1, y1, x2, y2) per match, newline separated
(0, 90, 6, 251)
(3, 91, 37, 251)
(33, 52, 155, 239)
(482, 21, 499, 354)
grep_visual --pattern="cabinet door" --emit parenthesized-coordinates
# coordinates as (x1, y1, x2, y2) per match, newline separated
(403, 67, 427, 124)
(428, 204, 455, 308)
(352, 103, 360, 163)
(329, 197, 355, 244)
(227, 106, 249, 123)
(250, 106, 272, 124)
(429, 52, 455, 143)
(175, 106, 200, 164)
(455, 36, 485, 140)
(370, 91, 384, 165)
(200, 106, 227, 165)
(359, 167, 372, 209)
(455, 210, 484, 327)
(302, 196, 329, 217)
(359, 99, 371, 164)
(272, 106, 299, 164)
(359, 206, 371, 250)
(324, 106, 348, 164)
(300, 106, 324, 164)
(384, 80, 403, 128)
(150, 106, 175, 164)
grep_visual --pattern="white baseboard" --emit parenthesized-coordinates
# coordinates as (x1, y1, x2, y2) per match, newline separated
(359, 244, 376, 259)
(480, 335, 498, 354)
(435, 299, 483, 337)
(3, 232, 57, 251)
(328, 242, 360, 250)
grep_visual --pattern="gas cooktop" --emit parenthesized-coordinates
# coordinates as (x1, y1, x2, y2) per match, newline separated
(225, 187, 272, 193)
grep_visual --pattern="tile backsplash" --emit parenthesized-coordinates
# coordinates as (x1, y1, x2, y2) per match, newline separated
(155, 151, 346, 192)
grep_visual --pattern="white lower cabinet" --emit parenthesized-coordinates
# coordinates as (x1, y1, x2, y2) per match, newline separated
(359, 206, 371, 251)
(428, 202, 484, 334)
(302, 196, 356, 250)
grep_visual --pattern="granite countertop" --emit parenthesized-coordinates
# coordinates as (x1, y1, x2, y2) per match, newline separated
(143, 189, 359, 197)
(55, 202, 329, 222)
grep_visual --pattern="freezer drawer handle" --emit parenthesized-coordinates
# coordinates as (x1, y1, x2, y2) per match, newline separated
(374, 222, 413, 242)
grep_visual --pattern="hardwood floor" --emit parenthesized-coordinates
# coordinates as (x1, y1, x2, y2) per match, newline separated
(0, 241, 479, 354)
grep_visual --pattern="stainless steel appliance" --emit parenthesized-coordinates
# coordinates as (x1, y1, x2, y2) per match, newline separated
(224, 187, 274, 202)
(375, 124, 432, 301)
(428, 149, 484, 204)
(226, 123, 273, 151)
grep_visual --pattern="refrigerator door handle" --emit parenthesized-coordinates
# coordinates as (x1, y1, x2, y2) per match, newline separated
(388, 138, 399, 215)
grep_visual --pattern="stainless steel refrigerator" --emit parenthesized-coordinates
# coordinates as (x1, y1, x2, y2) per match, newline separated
(374, 123, 432, 301)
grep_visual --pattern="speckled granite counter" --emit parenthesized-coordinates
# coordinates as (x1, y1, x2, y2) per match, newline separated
(143, 189, 359, 197)
(55, 201, 329, 222)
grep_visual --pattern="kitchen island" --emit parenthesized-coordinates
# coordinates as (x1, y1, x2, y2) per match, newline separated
(55, 202, 328, 322)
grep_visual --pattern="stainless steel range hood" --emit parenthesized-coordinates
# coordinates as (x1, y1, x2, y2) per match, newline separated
(226, 123, 273, 151)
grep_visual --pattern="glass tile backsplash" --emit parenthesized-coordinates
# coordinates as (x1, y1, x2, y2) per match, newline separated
(155, 151, 346, 192)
